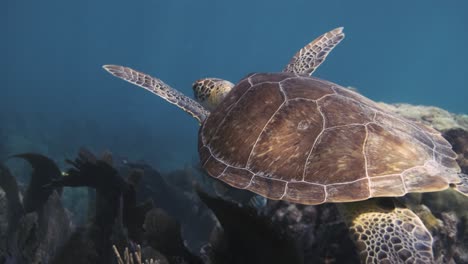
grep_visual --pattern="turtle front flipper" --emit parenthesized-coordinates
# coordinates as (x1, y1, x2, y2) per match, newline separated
(284, 27, 344, 76)
(338, 199, 434, 264)
(103, 65, 210, 123)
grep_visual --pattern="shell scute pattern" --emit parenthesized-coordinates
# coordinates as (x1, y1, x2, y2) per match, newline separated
(208, 82, 284, 168)
(365, 123, 431, 177)
(201, 77, 253, 144)
(326, 178, 370, 202)
(218, 167, 253, 189)
(333, 85, 382, 110)
(304, 125, 367, 185)
(281, 77, 335, 100)
(201, 72, 461, 204)
(373, 113, 435, 153)
(247, 99, 323, 182)
(248, 176, 288, 200)
(203, 155, 226, 178)
(249, 72, 293, 85)
(285, 182, 326, 204)
(319, 95, 375, 128)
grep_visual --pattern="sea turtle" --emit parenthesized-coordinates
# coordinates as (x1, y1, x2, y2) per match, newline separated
(103, 27, 468, 263)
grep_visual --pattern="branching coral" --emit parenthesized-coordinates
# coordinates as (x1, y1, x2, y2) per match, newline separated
(113, 244, 161, 264)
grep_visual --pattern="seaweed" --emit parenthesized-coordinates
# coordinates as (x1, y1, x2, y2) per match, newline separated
(0, 163, 24, 262)
(125, 161, 216, 252)
(48, 148, 133, 263)
(143, 208, 203, 264)
(0, 154, 71, 264)
(12, 153, 62, 213)
(46, 148, 203, 264)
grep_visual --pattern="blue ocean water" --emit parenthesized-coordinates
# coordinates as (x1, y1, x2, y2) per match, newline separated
(2, 0, 468, 169)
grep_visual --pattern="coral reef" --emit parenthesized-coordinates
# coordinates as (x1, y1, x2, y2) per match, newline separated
(444, 128, 468, 173)
(379, 103, 468, 131)
(421, 127, 468, 263)
(113, 244, 162, 264)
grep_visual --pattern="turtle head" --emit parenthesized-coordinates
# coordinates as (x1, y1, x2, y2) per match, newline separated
(192, 78, 234, 111)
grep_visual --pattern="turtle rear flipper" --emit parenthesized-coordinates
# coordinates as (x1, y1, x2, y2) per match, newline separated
(103, 65, 210, 123)
(284, 27, 345, 76)
(338, 199, 434, 264)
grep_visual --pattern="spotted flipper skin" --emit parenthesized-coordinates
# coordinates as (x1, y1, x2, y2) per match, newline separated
(103, 65, 210, 123)
(284, 27, 345, 76)
(339, 200, 434, 264)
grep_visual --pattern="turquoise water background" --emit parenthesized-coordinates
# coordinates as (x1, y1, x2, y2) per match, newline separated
(2, 0, 468, 169)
